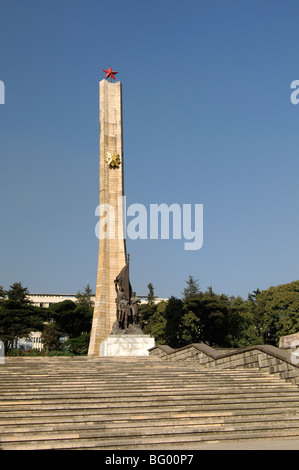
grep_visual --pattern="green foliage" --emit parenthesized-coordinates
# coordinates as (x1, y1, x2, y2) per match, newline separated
(0, 285, 5, 301)
(75, 283, 94, 309)
(139, 302, 157, 329)
(147, 283, 155, 305)
(0, 283, 45, 350)
(63, 333, 90, 355)
(47, 300, 92, 338)
(6, 282, 30, 303)
(141, 278, 299, 349)
(181, 288, 230, 346)
(164, 297, 184, 348)
(182, 275, 200, 302)
(7, 348, 45, 356)
(47, 350, 74, 356)
(40, 322, 62, 352)
(180, 310, 201, 345)
(225, 296, 262, 347)
(140, 301, 167, 345)
(2, 278, 299, 356)
(0, 282, 94, 355)
(252, 281, 299, 345)
(6, 348, 75, 357)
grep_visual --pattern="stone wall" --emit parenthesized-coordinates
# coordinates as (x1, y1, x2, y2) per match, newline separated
(149, 343, 299, 385)
(279, 332, 299, 349)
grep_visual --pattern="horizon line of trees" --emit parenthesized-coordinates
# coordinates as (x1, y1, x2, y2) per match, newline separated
(1, 277, 299, 354)
(140, 276, 299, 349)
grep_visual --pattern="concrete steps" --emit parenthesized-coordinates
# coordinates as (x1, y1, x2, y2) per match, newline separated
(1, 356, 299, 449)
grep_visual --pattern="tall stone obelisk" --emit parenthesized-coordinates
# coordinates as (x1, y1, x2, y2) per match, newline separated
(88, 68, 127, 356)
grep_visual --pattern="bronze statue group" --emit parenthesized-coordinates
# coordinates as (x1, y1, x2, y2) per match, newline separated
(114, 282, 141, 330)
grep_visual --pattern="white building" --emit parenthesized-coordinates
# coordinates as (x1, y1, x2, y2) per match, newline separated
(28, 293, 81, 308)
(28, 293, 167, 308)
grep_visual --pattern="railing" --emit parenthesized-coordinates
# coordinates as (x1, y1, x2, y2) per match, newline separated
(149, 343, 299, 385)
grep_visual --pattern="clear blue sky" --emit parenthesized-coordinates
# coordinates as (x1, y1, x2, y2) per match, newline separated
(0, 0, 298, 300)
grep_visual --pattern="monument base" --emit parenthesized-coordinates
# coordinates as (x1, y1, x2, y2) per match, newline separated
(99, 335, 155, 357)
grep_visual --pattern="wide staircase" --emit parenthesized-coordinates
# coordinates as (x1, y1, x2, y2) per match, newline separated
(1, 356, 299, 449)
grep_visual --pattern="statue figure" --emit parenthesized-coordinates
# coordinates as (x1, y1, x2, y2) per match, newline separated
(118, 294, 129, 330)
(130, 292, 141, 324)
(115, 285, 124, 321)
(113, 255, 143, 334)
(114, 255, 132, 330)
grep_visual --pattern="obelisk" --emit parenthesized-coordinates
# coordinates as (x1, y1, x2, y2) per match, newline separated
(88, 67, 127, 356)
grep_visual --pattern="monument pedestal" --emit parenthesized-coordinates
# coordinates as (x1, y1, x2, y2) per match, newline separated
(100, 335, 155, 357)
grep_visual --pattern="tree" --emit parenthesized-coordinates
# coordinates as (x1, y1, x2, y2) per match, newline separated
(6, 282, 30, 303)
(247, 288, 263, 337)
(225, 296, 262, 347)
(41, 322, 62, 352)
(198, 287, 231, 346)
(147, 283, 155, 306)
(75, 283, 94, 309)
(253, 281, 299, 345)
(180, 287, 231, 347)
(139, 302, 157, 330)
(134, 279, 299, 349)
(141, 298, 185, 347)
(47, 300, 92, 339)
(141, 301, 168, 345)
(180, 294, 204, 345)
(0, 282, 45, 350)
(0, 286, 5, 302)
(180, 309, 201, 345)
(63, 333, 90, 355)
(182, 275, 200, 302)
(164, 296, 184, 348)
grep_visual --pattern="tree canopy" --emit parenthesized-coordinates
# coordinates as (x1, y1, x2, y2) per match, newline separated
(147, 283, 155, 305)
(140, 278, 299, 348)
(75, 283, 94, 309)
(0, 283, 45, 349)
(0, 282, 93, 353)
(252, 281, 299, 345)
(47, 299, 92, 339)
(1, 278, 299, 354)
(182, 275, 200, 302)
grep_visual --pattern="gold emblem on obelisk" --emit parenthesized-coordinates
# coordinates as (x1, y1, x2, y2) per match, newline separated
(106, 152, 121, 168)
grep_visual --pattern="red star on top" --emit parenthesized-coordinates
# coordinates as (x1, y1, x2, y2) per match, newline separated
(103, 66, 118, 81)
